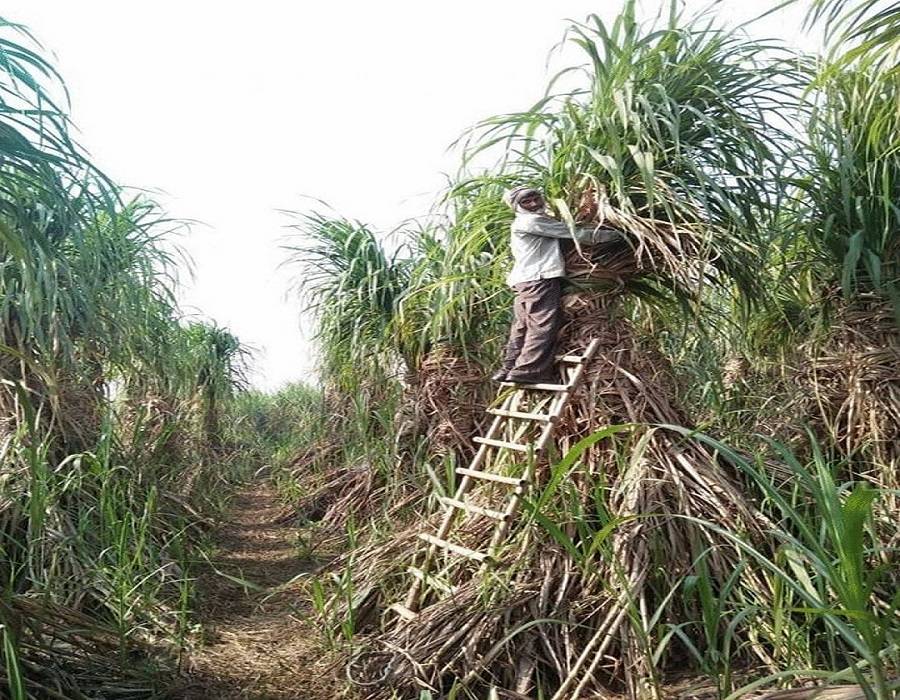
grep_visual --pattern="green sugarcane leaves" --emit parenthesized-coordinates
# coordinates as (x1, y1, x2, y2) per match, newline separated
(839, 483, 879, 609)
(455, 1, 804, 311)
(0, 19, 251, 696)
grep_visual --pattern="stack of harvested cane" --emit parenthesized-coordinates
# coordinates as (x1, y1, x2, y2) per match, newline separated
(412, 345, 492, 458)
(792, 292, 899, 486)
(338, 202, 777, 699)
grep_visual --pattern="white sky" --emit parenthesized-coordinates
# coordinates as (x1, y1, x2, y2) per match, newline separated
(5, 1, 820, 391)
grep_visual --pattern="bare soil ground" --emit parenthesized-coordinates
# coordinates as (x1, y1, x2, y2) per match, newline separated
(170, 480, 345, 700)
(160, 480, 840, 700)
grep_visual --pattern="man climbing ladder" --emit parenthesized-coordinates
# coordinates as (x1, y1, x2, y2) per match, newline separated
(387, 189, 619, 622)
(494, 186, 618, 385)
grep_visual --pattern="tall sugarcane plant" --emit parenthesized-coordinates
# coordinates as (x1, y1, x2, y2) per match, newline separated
(808, 0, 900, 67)
(283, 210, 414, 387)
(396, 182, 514, 361)
(283, 3, 899, 698)
(0, 19, 114, 224)
(756, 0, 900, 488)
(0, 17, 121, 406)
(794, 0, 900, 312)
(455, 0, 804, 305)
(184, 322, 250, 448)
(305, 6, 806, 699)
(796, 57, 898, 307)
(0, 17, 252, 697)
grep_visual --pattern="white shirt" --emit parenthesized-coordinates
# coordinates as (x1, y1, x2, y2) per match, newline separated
(507, 209, 619, 287)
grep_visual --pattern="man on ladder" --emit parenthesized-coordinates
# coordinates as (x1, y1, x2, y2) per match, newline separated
(494, 186, 618, 385)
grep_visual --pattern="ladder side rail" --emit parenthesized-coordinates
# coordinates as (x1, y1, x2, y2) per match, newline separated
(535, 342, 598, 454)
(483, 394, 562, 562)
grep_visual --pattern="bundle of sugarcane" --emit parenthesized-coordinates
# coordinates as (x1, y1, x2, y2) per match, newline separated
(561, 185, 711, 298)
(414, 345, 492, 458)
(792, 293, 899, 485)
(339, 294, 771, 699)
(0, 595, 170, 698)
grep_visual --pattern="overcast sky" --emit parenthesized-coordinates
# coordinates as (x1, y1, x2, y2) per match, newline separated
(5, 1, 819, 390)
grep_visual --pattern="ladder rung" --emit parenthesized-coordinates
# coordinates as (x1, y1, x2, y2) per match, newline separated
(389, 602, 418, 621)
(440, 496, 509, 522)
(407, 566, 457, 595)
(486, 408, 556, 423)
(418, 534, 491, 562)
(473, 436, 531, 452)
(556, 354, 586, 363)
(456, 467, 528, 486)
(501, 381, 571, 391)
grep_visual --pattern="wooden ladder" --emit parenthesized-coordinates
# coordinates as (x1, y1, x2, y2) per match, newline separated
(389, 338, 601, 622)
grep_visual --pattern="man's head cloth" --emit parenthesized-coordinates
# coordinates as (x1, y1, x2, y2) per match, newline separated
(503, 186, 541, 209)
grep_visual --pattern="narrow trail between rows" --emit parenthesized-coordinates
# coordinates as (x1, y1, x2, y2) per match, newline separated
(174, 479, 341, 700)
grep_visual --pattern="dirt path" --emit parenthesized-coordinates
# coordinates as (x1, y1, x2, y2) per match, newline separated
(173, 480, 342, 700)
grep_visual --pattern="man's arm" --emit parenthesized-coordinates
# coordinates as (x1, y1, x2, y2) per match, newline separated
(514, 214, 620, 244)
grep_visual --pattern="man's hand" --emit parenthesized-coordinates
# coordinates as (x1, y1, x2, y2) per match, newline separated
(575, 190, 598, 224)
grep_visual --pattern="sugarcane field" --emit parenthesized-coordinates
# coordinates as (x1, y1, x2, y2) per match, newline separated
(1, 1, 899, 699)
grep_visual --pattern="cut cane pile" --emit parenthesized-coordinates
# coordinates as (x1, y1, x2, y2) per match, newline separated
(309, 199, 896, 697)
(791, 293, 899, 486)
(336, 250, 776, 697)
(412, 346, 492, 458)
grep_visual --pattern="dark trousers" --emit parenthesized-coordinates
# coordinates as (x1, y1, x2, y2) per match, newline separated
(501, 278, 562, 379)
